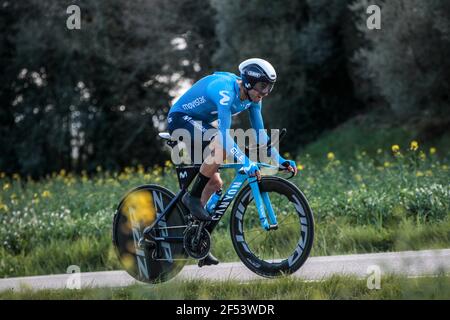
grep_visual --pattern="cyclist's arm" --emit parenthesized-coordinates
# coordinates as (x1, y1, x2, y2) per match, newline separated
(248, 103, 286, 164)
(207, 81, 251, 165)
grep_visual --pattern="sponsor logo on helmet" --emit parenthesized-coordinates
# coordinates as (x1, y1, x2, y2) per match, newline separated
(247, 70, 261, 78)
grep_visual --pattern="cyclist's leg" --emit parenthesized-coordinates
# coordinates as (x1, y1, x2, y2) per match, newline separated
(167, 113, 214, 165)
(199, 137, 225, 205)
(168, 113, 217, 220)
(201, 173, 222, 205)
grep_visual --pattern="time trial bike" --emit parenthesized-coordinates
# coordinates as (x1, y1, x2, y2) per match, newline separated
(112, 130, 314, 283)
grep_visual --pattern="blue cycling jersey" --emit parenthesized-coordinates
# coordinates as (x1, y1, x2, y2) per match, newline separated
(169, 71, 285, 166)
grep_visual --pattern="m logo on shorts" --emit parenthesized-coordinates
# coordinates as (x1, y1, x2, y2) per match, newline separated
(179, 171, 188, 179)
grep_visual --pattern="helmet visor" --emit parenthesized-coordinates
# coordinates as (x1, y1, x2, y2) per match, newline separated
(253, 81, 274, 95)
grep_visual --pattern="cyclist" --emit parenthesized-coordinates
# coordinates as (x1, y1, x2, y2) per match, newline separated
(167, 58, 298, 267)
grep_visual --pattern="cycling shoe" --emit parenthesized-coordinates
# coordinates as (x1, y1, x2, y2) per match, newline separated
(198, 253, 219, 267)
(182, 193, 213, 221)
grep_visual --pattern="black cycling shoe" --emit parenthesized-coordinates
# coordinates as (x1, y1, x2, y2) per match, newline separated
(198, 253, 219, 267)
(182, 193, 213, 221)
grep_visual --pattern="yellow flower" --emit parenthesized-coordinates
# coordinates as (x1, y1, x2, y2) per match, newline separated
(425, 170, 433, 177)
(297, 164, 305, 171)
(12, 173, 20, 180)
(327, 152, 335, 161)
(442, 165, 448, 171)
(0, 172, 5, 179)
(416, 171, 424, 177)
(429, 147, 437, 155)
(164, 160, 173, 168)
(59, 169, 66, 177)
(419, 151, 426, 161)
(283, 152, 291, 158)
(391, 145, 400, 153)
(42, 190, 51, 198)
(354, 174, 363, 182)
(410, 141, 419, 151)
(0, 203, 8, 212)
(384, 161, 391, 168)
(3, 183, 10, 191)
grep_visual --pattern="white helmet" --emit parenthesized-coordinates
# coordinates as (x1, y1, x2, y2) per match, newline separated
(239, 58, 277, 94)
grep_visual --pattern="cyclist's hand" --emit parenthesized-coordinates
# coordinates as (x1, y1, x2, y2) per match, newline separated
(243, 162, 261, 181)
(280, 160, 298, 176)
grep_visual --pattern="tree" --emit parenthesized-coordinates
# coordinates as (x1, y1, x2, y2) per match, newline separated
(351, 0, 450, 132)
(1, 0, 216, 176)
(211, 0, 361, 153)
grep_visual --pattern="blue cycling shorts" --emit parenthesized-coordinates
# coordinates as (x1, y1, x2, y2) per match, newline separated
(167, 112, 217, 164)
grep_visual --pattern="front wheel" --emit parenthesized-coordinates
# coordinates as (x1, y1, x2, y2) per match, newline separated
(230, 176, 314, 278)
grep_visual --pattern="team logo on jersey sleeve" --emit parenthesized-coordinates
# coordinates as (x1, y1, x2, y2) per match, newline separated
(219, 91, 230, 105)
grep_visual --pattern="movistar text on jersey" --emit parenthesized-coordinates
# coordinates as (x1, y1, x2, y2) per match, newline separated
(182, 96, 207, 111)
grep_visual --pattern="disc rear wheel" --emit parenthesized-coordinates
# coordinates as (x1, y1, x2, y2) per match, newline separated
(112, 185, 188, 283)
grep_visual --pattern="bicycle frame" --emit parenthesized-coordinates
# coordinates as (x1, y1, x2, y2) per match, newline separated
(142, 162, 280, 242)
(207, 163, 279, 231)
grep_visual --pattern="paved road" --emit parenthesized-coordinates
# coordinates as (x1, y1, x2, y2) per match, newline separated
(1, 249, 449, 292)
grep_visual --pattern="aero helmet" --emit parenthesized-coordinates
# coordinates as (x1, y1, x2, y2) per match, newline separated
(239, 58, 277, 94)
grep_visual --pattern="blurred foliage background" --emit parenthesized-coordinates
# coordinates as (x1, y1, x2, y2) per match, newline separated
(1, 0, 449, 177)
(0, 0, 449, 280)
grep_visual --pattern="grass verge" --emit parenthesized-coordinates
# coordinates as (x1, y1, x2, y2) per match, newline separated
(0, 217, 449, 278)
(1, 274, 449, 300)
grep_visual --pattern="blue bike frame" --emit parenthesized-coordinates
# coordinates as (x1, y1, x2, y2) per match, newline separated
(207, 163, 279, 230)
(143, 162, 280, 243)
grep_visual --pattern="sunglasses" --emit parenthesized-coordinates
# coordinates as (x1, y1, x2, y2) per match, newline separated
(252, 82, 274, 95)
